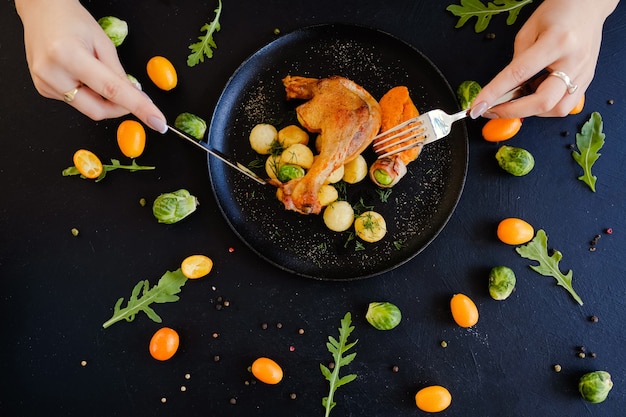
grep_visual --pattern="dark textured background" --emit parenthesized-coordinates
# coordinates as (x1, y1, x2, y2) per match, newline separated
(1, 1, 625, 416)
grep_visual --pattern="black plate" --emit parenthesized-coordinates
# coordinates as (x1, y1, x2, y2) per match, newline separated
(208, 24, 468, 280)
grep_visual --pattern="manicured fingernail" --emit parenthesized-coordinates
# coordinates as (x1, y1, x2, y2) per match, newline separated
(148, 115, 168, 134)
(482, 111, 498, 119)
(469, 101, 488, 119)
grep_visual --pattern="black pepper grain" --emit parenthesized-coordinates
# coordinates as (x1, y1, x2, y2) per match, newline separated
(276, 322, 283, 329)
(590, 315, 599, 323)
(578, 352, 586, 358)
(215, 304, 223, 310)
(392, 365, 399, 373)
(561, 131, 570, 137)
(553, 364, 562, 372)
(214, 355, 220, 362)
(608, 99, 614, 105)
(590, 352, 597, 358)
(229, 398, 237, 405)
(289, 393, 297, 400)
(485, 32, 496, 40)
(261, 323, 268, 330)
(328, 362, 335, 370)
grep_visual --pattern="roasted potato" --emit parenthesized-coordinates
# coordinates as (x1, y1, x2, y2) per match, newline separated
(342, 154, 368, 184)
(249, 124, 278, 155)
(278, 125, 309, 147)
(280, 143, 314, 169)
(354, 211, 387, 242)
(317, 184, 339, 207)
(323, 201, 354, 232)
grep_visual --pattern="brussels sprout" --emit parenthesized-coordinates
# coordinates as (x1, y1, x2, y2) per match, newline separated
(152, 189, 198, 224)
(277, 164, 305, 183)
(174, 112, 207, 140)
(97, 16, 128, 47)
(579, 371, 613, 403)
(126, 74, 142, 91)
(456, 80, 482, 110)
(488, 266, 516, 300)
(373, 169, 393, 186)
(495, 145, 535, 176)
(366, 302, 402, 330)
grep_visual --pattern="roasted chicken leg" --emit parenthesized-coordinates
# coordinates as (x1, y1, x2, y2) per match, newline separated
(277, 75, 381, 214)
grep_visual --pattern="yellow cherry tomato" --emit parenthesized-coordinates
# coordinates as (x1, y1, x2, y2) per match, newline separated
(146, 56, 177, 91)
(497, 217, 534, 245)
(117, 120, 146, 158)
(482, 118, 522, 142)
(450, 293, 479, 328)
(149, 327, 179, 361)
(569, 94, 585, 115)
(251, 357, 283, 384)
(73, 149, 103, 179)
(415, 385, 452, 412)
(181, 255, 213, 279)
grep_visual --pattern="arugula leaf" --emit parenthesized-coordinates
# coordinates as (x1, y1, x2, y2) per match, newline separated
(572, 112, 605, 192)
(102, 269, 188, 328)
(446, 0, 533, 33)
(515, 229, 583, 305)
(320, 312, 358, 417)
(187, 0, 222, 67)
(62, 159, 155, 182)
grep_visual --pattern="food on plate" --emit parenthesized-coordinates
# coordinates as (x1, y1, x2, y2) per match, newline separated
(277, 164, 305, 182)
(516, 229, 584, 305)
(370, 86, 423, 188)
(482, 117, 522, 142)
(147, 56, 178, 91)
(488, 266, 516, 300)
(324, 163, 344, 184)
(149, 327, 180, 361)
(276, 75, 381, 214)
(72, 149, 103, 179)
(495, 145, 534, 176)
(264, 154, 281, 179)
(278, 124, 309, 147)
(174, 112, 207, 140)
(414, 385, 452, 412)
(579, 371, 613, 403)
(251, 357, 283, 384)
(117, 120, 146, 158)
(450, 293, 479, 327)
(456, 80, 482, 110)
(317, 184, 339, 207)
(249, 123, 278, 155)
(102, 269, 188, 328)
(97, 16, 128, 47)
(342, 154, 368, 184)
(187, 0, 223, 67)
(152, 189, 198, 224)
(181, 254, 213, 279)
(280, 143, 315, 169)
(365, 301, 402, 330)
(572, 112, 605, 192)
(321, 312, 358, 417)
(323, 201, 354, 232)
(354, 211, 387, 242)
(496, 217, 534, 245)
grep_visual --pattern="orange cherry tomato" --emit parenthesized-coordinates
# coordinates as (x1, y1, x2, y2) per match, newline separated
(146, 56, 178, 91)
(450, 293, 479, 328)
(482, 118, 522, 142)
(73, 149, 103, 179)
(181, 255, 213, 279)
(251, 357, 283, 384)
(117, 120, 146, 158)
(569, 94, 585, 115)
(415, 385, 452, 412)
(497, 217, 534, 245)
(149, 327, 180, 361)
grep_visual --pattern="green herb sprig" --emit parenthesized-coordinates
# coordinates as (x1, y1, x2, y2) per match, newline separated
(446, 0, 533, 33)
(320, 312, 358, 417)
(62, 159, 155, 182)
(572, 112, 605, 192)
(516, 229, 583, 305)
(187, 0, 222, 67)
(102, 269, 188, 328)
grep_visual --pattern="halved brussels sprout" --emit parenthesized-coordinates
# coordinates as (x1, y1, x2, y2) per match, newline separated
(366, 302, 401, 330)
(152, 189, 198, 224)
(579, 371, 613, 403)
(277, 164, 305, 183)
(174, 112, 207, 140)
(97, 16, 128, 47)
(456, 80, 482, 110)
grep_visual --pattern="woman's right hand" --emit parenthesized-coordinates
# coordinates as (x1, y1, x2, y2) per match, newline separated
(16, 0, 168, 133)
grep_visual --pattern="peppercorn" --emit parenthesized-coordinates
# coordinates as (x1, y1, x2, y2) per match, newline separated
(392, 365, 399, 373)
(590, 315, 599, 323)
(229, 398, 237, 405)
(289, 393, 297, 400)
(553, 364, 562, 372)
(261, 323, 268, 330)
(607, 99, 614, 105)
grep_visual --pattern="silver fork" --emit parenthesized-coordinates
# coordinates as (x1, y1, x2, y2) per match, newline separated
(372, 73, 548, 159)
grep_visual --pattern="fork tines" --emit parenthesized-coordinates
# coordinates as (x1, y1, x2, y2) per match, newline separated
(372, 117, 427, 159)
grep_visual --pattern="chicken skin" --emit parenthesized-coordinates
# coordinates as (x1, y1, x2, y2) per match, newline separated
(277, 75, 381, 214)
